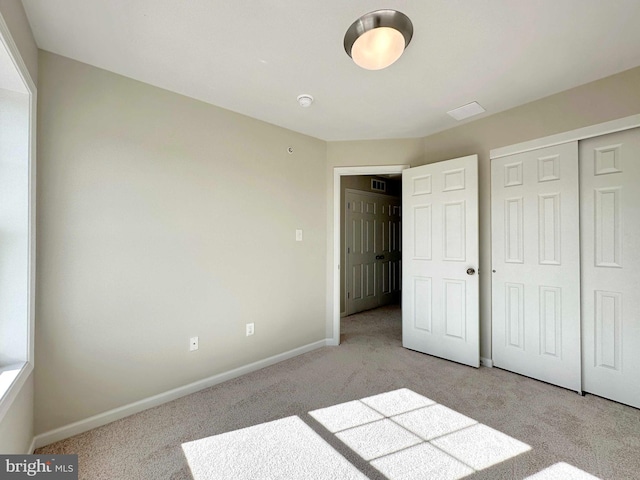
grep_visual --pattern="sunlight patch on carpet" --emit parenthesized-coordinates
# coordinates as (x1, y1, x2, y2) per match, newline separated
(180, 388, 602, 480)
(360, 388, 436, 416)
(335, 419, 422, 461)
(524, 462, 601, 479)
(393, 404, 477, 440)
(371, 443, 474, 480)
(432, 423, 530, 471)
(310, 388, 532, 480)
(181, 416, 367, 480)
(308, 399, 384, 433)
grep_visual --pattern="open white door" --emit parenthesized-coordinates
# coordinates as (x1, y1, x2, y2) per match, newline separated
(402, 155, 479, 368)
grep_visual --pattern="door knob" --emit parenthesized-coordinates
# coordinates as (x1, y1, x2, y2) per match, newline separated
(466, 268, 476, 275)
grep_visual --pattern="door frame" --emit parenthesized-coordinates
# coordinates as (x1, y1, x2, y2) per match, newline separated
(330, 165, 409, 345)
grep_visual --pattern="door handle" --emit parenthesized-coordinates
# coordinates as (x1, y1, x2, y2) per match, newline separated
(466, 268, 476, 275)
(376, 255, 385, 260)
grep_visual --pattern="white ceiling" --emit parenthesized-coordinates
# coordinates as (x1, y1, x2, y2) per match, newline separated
(21, 0, 640, 141)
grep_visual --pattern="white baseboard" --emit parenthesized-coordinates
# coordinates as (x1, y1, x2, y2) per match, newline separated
(480, 357, 494, 368)
(34, 339, 330, 449)
(27, 436, 36, 454)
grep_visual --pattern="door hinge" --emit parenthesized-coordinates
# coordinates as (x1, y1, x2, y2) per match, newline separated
(347, 247, 350, 254)
(347, 292, 350, 299)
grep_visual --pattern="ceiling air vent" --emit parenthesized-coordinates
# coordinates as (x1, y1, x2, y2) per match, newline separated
(447, 101, 486, 121)
(371, 179, 386, 192)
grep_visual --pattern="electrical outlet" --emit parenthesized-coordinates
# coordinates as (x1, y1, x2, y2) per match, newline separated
(295, 229, 303, 242)
(190, 336, 199, 351)
(246, 323, 255, 336)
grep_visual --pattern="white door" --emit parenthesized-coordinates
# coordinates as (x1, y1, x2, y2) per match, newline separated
(402, 155, 479, 368)
(346, 191, 380, 314)
(346, 191, 402, 315)
(580, 128, 640, 409)
(378, 195, 402, 308)
(491, 142, 582, 393)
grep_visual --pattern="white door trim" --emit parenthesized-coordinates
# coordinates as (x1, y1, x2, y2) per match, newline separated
(330, 165, 409, 345)
(490, 114, 640, 160)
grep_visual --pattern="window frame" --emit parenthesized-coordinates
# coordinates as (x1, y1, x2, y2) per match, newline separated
(0, 11, 37, 423)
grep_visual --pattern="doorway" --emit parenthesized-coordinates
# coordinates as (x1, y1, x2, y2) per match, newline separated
(343, 184, 402, 316)
(331, 157, 481, 370)
(331, 166, 408, 345)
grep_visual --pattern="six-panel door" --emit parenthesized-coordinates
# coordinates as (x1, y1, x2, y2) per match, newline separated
(491, 142, 582, 393)
(580, 128, 640, 409)
(346, 190, 401, 315)
(402, 155, 479, 368)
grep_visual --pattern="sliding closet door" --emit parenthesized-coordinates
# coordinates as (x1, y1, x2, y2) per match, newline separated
(580, 128, 640, 409)
(491, 142, 582, 392)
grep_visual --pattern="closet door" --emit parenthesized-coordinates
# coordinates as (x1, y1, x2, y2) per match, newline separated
(580, 128, 640, 409)
(491, 142, 582, 392)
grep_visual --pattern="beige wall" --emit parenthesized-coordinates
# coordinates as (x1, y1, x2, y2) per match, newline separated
(32, 47, 640, 438)
(327, 139, 425, 170)
(327, 65, 640, 359)
(0, 0, 37, 84)
(35, 51, 327, 434)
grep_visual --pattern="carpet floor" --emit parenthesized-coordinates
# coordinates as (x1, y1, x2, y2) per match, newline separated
(36, 305, 640, 479)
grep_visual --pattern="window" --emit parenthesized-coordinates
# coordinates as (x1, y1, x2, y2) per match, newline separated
(0, 16, 36, 421)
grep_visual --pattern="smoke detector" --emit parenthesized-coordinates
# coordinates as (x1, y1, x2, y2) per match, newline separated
(297, 94, 314, 107)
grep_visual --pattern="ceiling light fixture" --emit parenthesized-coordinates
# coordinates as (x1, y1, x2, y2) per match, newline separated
(344, 10, 413, 71)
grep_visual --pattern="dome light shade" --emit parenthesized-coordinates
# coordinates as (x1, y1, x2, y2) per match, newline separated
(344, 10, 413, 71)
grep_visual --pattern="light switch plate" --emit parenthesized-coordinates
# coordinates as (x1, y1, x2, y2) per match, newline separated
(296, 229, 303, 242)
